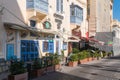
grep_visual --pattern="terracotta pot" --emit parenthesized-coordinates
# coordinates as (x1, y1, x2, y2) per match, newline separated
(8, 72, 28, 80)
(92, 57, 97, 60)
(88, 57, 93, 61)
(47, 66, 54, 72)
(55, 64, 61, 70)
(31, 68, 45, 77)
(68, 61, 78, 67)
(79, 58, 88, 64)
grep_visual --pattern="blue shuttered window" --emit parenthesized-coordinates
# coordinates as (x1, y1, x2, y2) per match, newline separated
(70, 5, 83, 24)
(43, 41, 54, 53)
(21, 40, 39, 62)
(56, 0, 63, 13)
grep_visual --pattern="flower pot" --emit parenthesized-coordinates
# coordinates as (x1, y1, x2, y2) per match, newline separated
(31, 68, 45, 78)
(8, 72, 28, 80)
(68, 61, 78, 67)
(88, 57, 93, 61)
(47, 66, 54, 72)
(79, 58, 88, 64)
(92, 57, 97, 60)
(55, 64, 61, 71)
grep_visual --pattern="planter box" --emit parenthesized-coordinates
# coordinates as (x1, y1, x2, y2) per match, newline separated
(47, 66, 54, 72)
(88, 57, 93, 61)
(97, 57, 102, 60)
(68, 61, 78, 67)
(8, 72, 28, 80)
(92, 57, 97, 60)
(31, 68, 45, 77)
(79, 58, 88, 64)
(55, 64, 61, 71)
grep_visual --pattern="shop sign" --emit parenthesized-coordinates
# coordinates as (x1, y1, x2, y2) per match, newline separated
(49, 40, 53, 42)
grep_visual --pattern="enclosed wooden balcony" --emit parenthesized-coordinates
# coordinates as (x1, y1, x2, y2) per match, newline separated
(26, 0, 48, 20)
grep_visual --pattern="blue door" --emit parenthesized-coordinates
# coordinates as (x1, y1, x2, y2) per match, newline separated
(6, 44, 14, 60)
(21, 40, 39, 62)
(48, 42, 54, 53)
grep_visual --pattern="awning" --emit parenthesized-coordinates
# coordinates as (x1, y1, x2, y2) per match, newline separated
(67, 39, 79, 42)
(67, 36, 80, 42)
(88, 38, 99, 42)
(4, 22, 62, 37)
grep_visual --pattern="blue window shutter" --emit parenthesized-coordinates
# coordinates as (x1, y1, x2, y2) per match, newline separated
(56, 0, 59, 12)
(48, 42, 54, 53)
(61, 0, 63, 13)
(42, 41, 44, 52)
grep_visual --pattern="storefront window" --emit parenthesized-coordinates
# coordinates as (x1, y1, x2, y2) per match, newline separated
(63, 42, 67, 50)
(43, 41, 49, 52)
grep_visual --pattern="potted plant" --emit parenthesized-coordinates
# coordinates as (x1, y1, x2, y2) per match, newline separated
(72, 48, 79, 54)
(8, 61, 28, 80)
(94, 51, 101, 60)
(31, 59, 45, 77)
(78, 51, 88, 64)
(89, 51, 94, 61)
(46, 55, 54, 72)
(53, 53, 61, 71)
(107, 52, 112, 57)
(68, 54, 78, 67)
(102, 51, 108, 58)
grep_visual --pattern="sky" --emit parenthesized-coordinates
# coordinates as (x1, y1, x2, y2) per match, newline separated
(113, 0, 120, 21)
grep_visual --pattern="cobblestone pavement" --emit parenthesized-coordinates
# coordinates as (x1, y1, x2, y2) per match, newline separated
(33, 56, 120, 80)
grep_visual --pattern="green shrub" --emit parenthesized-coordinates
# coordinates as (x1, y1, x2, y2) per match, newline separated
(108, 52, 112, 56)
(94, 52, 101, 58)
(78, 52, 85, 60)
(33, 59, 43, 70)
(53, 53, 60, 65)
(10, 61, 26, 75)
(69, 54, 78, 62)
(103, 52, 107, 57)
(72, 48, 79, 54)
(82, 50, 89, 58)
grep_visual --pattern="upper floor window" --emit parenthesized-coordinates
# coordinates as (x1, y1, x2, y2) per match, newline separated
(56, 0, 63, 13)
(30, 20, 36, 27)
(70, 5, 83, 19)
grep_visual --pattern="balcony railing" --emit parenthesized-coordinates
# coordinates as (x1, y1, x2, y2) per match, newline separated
(70, 16, 83, 24)
(27, 0, 48, 14)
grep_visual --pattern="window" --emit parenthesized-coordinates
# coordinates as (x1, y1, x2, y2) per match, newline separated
(63, 42, 67, 50)
(71, 8, 75, 16)
(56, 0, 63, 13)
(21, 40, 39, 62)
(30, 20, 36, 27)
(43, 41, 49, 52)
(70, 5, 83, 23)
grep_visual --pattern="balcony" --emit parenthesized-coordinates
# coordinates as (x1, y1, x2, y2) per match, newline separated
(70, 4, 83, 25)
(70, 16, 83, 25)
(27, 0, 48, 20)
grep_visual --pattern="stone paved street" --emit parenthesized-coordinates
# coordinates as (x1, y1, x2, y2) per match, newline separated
(33, 56, 120, 80)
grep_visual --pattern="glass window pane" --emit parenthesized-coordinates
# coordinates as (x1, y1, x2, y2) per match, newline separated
(30, 20, 36, 27)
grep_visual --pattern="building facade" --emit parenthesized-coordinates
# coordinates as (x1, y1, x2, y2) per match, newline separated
(87, 0, 113, 52)
(68, 0, 88, 53)
(0, 0, 87, 61)
(112, 20, 120, 56)
(87, 0, 113, 36)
